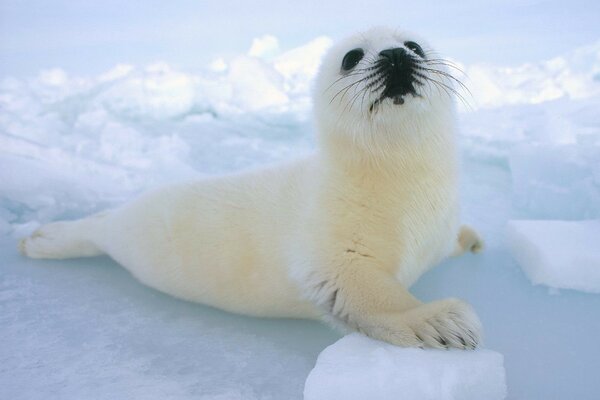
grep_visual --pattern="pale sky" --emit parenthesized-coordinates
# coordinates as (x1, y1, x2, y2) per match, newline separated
(1, 0, 599, 77)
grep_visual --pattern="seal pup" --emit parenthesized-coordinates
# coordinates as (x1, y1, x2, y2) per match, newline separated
(20, 27, 483, 349)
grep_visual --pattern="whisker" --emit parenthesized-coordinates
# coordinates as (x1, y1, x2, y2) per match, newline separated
(343, 83, 369, 115)
(414, 66, 472, 97)
(423, 59, 466, 75)
(330, 76, 369, 104)
(324, 62, 385, 93)
(422, 75, 472, 110)
(329, 62, 388, 104)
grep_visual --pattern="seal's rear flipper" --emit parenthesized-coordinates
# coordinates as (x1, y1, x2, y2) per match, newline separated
(19, 214, 108, 259)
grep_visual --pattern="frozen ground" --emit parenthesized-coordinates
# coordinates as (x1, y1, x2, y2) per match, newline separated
(2, 3, 600, 399)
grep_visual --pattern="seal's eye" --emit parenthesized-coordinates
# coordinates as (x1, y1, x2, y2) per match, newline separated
(404, 41, 425, 58)
(341, 48, 364, 71)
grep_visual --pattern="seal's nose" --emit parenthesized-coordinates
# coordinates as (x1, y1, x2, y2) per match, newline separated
(379, 48, 408, 66)
(376, 47, 417, 104)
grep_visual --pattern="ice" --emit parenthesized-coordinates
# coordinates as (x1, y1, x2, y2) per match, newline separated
(304, 334, 506, 400)
(506, 220, 600, 293)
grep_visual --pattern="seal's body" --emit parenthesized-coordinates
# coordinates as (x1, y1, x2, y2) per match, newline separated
(20, 27, 483, 349)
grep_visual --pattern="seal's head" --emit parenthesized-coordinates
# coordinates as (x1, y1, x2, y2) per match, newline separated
(314, 27, 461, 154)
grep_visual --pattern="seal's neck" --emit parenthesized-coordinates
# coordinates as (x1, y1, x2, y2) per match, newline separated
(318, 120, 457, 183)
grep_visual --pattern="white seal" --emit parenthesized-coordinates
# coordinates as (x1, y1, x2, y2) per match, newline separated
(20, 27, 483, 349)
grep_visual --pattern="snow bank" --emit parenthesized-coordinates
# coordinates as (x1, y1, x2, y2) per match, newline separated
(304, 334, 506, 400)
(466, 40, 600, 109)
(506, 220, 600, 293)
(0, 36, 332, 233)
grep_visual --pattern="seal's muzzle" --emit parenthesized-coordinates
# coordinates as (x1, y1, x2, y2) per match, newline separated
(378, 47, 419, 104)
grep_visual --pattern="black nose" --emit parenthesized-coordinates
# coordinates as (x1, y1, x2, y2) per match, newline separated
(376, 47, 417, 103)
(379, 48, 408, 66)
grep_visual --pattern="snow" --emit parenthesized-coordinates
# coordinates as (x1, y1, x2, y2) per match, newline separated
(2, 6, 600, 399)
(304, 334, 506, 400)
(506, 220, 600, 293)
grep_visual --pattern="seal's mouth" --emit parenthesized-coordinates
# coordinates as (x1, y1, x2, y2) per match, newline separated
(392, 96, 405, 105)
(369, 95, 406, 112)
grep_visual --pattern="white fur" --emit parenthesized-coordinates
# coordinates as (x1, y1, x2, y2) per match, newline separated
(20, 27, 483, 349)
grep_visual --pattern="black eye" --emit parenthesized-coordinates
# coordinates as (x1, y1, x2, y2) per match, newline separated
(404, 41, 425, 58)
(341, 48, 364, 71)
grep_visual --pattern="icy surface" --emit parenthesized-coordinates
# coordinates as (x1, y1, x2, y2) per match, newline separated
(2, 15, 600, 400)
(506, 220, 600, 293)
(304, 333, 506, 400)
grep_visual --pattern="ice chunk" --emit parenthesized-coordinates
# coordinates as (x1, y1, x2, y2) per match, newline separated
(304, 334, 506, 400)
(506, 220, 600, 293)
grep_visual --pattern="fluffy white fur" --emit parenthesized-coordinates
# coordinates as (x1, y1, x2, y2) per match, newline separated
(20, 27, 483, 349)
